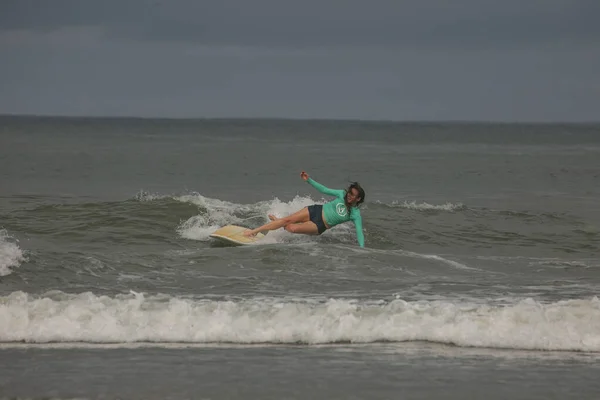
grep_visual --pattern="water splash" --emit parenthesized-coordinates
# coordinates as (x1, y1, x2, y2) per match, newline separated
(0, 229, 25, 276)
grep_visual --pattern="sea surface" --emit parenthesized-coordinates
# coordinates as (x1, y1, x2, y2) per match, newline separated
(1, 116, 599, 399)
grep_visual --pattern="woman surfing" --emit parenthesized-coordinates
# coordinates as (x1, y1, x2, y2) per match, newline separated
(243, 171, 366, 247)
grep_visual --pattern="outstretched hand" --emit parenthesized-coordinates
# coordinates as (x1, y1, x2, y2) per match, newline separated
(300, 171, 309, 181)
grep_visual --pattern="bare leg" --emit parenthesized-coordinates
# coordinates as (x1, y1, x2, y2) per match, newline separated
(270, 214, 311, 234)
(243, 208, 310, 236)
(285, 221, 320, 235)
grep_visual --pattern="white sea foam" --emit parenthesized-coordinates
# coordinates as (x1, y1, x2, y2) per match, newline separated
(1, 291, 599, 352)
(0, 229, 25, 276)
(531, 259, 595, 269)
(389, 200, 465, 212)
(400, 250, 480, 271)
(176, 215, 222, 241)
(134, 190, 167, 202)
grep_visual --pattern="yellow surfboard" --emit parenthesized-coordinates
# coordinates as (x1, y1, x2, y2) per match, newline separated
(209, 225, 266, 246)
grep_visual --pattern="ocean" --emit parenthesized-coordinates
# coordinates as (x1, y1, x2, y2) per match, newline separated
(1, 115, 599, 399)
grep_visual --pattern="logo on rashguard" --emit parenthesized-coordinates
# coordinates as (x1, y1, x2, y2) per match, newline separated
(336, 203, 347, 216)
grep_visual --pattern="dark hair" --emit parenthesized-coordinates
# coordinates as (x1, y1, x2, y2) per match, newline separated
(345, 181, 365, 216)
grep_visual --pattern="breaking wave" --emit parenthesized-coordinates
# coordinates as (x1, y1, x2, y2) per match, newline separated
(2, 291, 599, 352)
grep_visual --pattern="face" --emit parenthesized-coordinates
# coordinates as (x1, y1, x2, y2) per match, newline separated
(346, 188, 361, 204)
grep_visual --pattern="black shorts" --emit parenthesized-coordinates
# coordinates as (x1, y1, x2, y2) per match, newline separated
(308, 204, 327, 234)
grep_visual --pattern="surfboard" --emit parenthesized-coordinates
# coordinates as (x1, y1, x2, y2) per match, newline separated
(209, 224, 266, 246)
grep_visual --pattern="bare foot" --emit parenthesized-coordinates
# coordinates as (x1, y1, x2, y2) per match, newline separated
(268, 214, 278, 221)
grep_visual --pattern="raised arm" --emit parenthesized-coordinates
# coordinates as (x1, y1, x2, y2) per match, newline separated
(300, 171, 343, 197)
(306, 178, 342, 197)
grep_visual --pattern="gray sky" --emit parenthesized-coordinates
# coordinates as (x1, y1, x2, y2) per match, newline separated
(1, 0, 599, 121)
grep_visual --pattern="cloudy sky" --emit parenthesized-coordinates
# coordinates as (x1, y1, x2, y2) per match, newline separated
(1, 0, 599, 121)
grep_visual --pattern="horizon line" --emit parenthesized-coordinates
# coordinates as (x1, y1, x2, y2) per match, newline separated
(0, 112, 598, 125)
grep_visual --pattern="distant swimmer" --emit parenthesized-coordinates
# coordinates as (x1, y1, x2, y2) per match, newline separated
(243, 171, 366, 247)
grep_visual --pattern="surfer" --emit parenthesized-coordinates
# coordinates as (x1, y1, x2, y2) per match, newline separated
(243, 171, 366, 247)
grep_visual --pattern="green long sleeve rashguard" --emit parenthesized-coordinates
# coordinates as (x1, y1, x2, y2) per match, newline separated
(306, 178, 365, 247)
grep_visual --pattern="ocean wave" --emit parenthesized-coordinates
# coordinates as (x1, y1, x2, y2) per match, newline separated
(2, 291, 599, 352)
(174, 193, 322, 243)
(383, 200, 465, 212)
(399, 250, 481, 271)
(0, 229, 25, 276)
